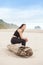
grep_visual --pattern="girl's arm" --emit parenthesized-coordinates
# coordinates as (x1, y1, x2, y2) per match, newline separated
(18, 29, 28, 42)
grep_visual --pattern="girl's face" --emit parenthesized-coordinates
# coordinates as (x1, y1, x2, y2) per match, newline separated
(22, 25, 26, 30)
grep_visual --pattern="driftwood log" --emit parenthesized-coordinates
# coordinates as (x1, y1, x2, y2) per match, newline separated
(7, 44, 33, 57)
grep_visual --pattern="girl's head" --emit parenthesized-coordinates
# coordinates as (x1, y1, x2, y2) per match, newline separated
(19, 24, 26, 32)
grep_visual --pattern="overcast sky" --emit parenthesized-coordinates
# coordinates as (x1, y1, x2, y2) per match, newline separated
(0, 0, 43, 29)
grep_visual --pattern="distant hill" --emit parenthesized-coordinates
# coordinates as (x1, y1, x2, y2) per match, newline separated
(0, 19, 18, 29)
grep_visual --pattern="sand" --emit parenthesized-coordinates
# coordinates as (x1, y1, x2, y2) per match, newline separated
(0, 29, 43, 65)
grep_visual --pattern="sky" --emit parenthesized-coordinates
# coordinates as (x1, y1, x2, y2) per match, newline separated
(0, 0, 43, 29)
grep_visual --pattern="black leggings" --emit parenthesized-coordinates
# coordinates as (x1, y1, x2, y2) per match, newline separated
(11, 37, 26, 46)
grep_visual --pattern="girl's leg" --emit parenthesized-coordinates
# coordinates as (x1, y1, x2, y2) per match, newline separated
(11, 37, 26, 46)
(11, 37, 21, 44)
(20, 39, 26, 46)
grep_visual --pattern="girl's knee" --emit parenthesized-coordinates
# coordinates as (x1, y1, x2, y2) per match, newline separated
(22, 39, 26, 43)
(21, 39, 26, 46)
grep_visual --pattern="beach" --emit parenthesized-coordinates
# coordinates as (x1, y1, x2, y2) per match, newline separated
(0, 29, 43, 65)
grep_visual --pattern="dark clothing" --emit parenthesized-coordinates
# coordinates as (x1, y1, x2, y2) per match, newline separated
(11, 37, 26, 46)
(13, 30, 21, 39)
(11, 30, 26, 46)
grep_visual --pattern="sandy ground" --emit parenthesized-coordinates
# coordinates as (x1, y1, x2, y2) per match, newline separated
(0, 29, 43, 65)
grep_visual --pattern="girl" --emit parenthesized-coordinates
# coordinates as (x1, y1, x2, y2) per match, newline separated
(11, 24, 28, 46)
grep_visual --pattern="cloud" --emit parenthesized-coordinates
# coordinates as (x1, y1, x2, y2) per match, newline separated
(0, 8, 43, 29)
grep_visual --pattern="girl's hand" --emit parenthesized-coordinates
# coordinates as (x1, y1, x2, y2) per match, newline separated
(24, 38, 28, 42)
